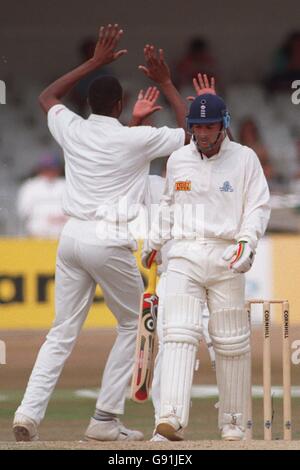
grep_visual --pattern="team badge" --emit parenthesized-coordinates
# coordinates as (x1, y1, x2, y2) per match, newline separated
(219, 181, 234, 192)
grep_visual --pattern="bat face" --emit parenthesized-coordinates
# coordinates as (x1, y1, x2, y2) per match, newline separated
(131, 292, 158, 402)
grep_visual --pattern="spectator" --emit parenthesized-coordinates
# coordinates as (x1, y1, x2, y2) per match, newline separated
(267, 31, 300, 92)
(174, 37, 218, 90)
(239, 118, 274, 181)
(17, 154, 67, 238)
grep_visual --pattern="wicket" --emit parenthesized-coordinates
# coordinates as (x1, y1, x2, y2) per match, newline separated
(245, 299, 292, 441)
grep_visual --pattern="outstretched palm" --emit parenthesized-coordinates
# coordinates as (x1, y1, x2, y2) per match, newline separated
(132, 87, 162, 120)
(187, 73, 216, 101)
(138, 45, 171, 85)
(92, 24, 127, 66)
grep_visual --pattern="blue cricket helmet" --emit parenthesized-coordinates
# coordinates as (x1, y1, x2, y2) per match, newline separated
(187, 94, 230, 130)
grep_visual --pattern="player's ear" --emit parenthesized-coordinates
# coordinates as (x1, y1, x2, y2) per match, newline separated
(117, 99, 123, 115)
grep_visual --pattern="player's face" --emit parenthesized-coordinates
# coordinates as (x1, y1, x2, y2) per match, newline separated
(192, 122, 223, 151)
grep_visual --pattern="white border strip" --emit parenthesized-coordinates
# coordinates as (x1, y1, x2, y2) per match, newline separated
(74, 385, 300, 400)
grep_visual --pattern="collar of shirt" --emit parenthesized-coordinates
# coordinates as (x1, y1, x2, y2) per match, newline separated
(190, 135, 231, 161)
(87, 114, 123, 127)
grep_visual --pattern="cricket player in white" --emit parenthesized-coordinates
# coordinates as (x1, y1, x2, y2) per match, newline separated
(17, 154, 67, 238)
(144, 175, 216, 428)
(13, 25, 187, 442)
(143, 93, 270, 441)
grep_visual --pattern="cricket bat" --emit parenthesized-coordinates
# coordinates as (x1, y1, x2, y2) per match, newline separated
(131, 262, 158, 403)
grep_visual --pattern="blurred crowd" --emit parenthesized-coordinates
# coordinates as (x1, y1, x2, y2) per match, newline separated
(0, 31, 300, 238)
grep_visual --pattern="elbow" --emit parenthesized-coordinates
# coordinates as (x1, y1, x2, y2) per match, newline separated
(38, 90, 57, 114)
(38, 91, 48, 112)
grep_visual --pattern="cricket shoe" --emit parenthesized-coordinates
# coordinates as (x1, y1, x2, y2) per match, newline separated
(13, 412, 39, 442)
(221, 424, 245, 441)
(155, 416, 184, 441)
(150, 432, 169, 442)
(84, 418, 144, 441)
(221, 413, 245, 441)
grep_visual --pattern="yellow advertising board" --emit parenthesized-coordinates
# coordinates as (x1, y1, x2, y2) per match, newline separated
(272, 234, 300, 325)
(0, 236, 299, 329)
(0, 239, 147, 329)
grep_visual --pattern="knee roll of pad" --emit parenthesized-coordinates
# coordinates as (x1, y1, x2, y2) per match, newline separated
(163, 295, 203, 344)
(208, 308, 250, 355)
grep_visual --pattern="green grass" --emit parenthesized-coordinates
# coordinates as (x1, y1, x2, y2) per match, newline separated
(1, 391, 299, 441)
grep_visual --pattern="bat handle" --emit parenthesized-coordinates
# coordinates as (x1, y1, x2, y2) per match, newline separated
(146, 262, 157, 294)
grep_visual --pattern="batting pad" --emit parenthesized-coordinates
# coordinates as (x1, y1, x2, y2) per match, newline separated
(209, 308, 251, 429)
(159, 295, 203, 428)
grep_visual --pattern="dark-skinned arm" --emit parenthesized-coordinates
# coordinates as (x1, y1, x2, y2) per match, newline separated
(139, 45, 189, 143)
(39, 24, 127, 114)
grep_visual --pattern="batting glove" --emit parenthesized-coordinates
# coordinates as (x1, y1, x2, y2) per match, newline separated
(141, 243, 162, 269)
(222, 241, 255, 274)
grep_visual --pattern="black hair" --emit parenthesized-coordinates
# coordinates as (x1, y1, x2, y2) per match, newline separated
(188, 37, 208, 55)
(88, 76, 123, 116)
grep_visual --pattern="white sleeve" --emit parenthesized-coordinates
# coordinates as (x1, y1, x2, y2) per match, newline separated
(147, 175, 166, 205)
(47, 104, 82, 147)
(138, 126, 185, 162)
(17, 182, 33, 220)
(148, 163, 175, 250)
(236, 150, 271, 249)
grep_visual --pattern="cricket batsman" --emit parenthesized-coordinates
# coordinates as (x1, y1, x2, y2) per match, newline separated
(143, 93, 271, 440)
(143, 174, 216, 428)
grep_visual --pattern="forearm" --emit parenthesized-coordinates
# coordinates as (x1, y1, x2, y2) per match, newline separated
(237, 155, 271, 248)
(236, 193, 271, 248)
(129, 116, 153, 127)
(149, 223, 171, 251)
(236, 210, 270, 249)
(128, 116, 143, 127)
(160, 80, 188, 137)
(149, 197, 175, 250)
(39, 58, 100, 113)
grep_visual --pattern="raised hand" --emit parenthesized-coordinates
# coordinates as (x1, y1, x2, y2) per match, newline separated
(187, 73, 216, 101)
(132, 86, 162, 121)
(92, 24, 127, 66)
(138, 45, 171, 85)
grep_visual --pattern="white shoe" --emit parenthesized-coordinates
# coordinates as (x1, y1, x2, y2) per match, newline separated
(221, 424, 245, 441)
(13, 412, 39, 442)
(156, 417, 184, 441)
(150, 433, 169, 442)
(84, 418, 144, 441)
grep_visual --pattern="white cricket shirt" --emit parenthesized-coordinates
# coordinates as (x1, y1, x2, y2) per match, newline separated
(17, 176, 67, 238)
(150, 136, 271, 251)
(47, 104, 184, 245)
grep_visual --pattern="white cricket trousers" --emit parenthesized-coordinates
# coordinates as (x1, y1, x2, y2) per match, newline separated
(156, 240, 248, 430)
(16, 234, 144, 424)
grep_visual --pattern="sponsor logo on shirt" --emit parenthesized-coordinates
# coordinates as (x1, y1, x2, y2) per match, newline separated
(219, 181, 234, 192)
(175, 181, 192, 191)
